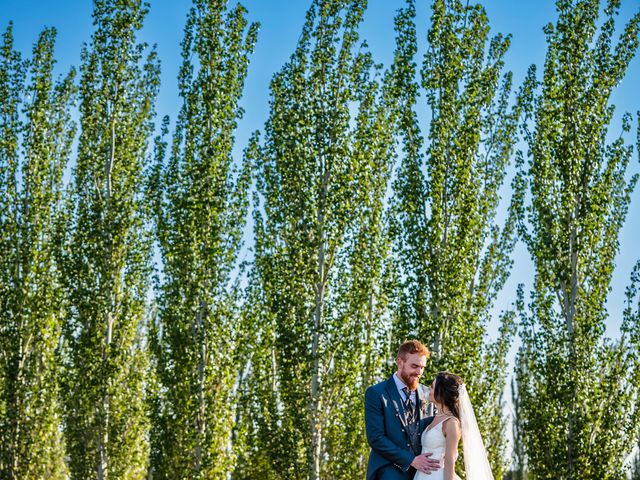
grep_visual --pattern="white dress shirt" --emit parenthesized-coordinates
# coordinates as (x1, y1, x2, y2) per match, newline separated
(393, 372, 416, 405)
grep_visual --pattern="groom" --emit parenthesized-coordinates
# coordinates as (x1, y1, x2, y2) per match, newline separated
(365, 340, 441, 479)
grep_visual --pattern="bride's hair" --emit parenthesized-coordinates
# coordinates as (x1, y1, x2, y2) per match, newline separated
(433, 372, 463, 419)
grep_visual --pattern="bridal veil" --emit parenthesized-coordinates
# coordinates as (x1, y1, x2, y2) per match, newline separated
(458, 385, 494, 480)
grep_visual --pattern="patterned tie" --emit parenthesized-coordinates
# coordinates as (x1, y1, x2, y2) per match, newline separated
(402, 387, 416, 424)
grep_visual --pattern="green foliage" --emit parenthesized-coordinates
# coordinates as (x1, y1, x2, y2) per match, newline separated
(2, 1, 640, 479)
(0, 24, 74, 479)
(514, 1, 640, 478)
(147, 1, 258, 478)
(388, 0, 522, 476)
(59, 1, 160, 478)
(505, 375, 529, 480)
(239, 1, 396, 478)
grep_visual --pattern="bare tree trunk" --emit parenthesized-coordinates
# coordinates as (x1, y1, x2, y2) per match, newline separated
(565, 221, 578, 477)
(194, 298, 207, 472)
(311, 250, 324, 480)
(96, 103, 118, 480)
(311, 161, 330, 480)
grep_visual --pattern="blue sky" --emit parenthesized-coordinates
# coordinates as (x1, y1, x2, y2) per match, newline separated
(2, 0, 639, 345)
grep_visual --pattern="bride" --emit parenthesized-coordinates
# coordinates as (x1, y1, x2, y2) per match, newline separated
(414, 372, 494, 480)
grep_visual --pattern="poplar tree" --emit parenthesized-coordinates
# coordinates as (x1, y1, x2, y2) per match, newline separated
(60, 1, 160, 478)
(0, 25, 75, 479)
(624, 277, 640, 480)
(238, 1, 397, 478)
(505, 377, 528, 480)
(514, 0, 640, 478)
(388, 1, 522, 475)
(146, 1, 258, 478)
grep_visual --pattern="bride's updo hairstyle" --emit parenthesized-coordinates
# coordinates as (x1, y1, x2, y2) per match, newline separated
(433, 372, 463, 419)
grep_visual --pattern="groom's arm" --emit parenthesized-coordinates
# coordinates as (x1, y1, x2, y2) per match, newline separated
(364, 386, 415, 471)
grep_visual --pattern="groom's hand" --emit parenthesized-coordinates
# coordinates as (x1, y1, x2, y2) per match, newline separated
(410, 452, 441, 474)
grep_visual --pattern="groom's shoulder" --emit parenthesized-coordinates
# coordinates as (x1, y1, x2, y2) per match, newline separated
(367, 376, 392, 395)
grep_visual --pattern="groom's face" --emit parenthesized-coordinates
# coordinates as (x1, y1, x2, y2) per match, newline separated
(397, 353, 427, 391)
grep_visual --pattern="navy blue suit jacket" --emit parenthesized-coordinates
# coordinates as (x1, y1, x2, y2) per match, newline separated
(365, 376, 434, 480)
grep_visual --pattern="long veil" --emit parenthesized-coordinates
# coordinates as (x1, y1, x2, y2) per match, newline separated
(459, 385, 494, 480)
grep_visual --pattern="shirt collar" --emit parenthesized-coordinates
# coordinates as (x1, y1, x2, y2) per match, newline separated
(393, 372, 416, 401)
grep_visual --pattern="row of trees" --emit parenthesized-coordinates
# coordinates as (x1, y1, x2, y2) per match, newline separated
(1, 0, 639, 478)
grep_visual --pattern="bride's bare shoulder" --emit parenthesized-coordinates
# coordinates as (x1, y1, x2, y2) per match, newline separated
(442, 416, 461, 437)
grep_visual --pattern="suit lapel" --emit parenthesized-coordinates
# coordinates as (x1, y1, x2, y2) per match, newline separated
(385, 375, 407, 427)
(416, 384, 429, 420)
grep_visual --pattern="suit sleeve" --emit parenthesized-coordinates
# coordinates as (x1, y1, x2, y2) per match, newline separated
(364, 386, 415, 471)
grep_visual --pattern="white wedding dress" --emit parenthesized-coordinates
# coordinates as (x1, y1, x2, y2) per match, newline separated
(414, 386, 494, 480)
(413, 418, 461, 480)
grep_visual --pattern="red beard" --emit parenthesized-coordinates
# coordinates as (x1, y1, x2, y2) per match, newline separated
(400, 371, 420, 391)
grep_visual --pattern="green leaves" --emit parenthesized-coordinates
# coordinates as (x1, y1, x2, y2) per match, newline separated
(0, 24, 75, 480)
(515, 1, 640, 478)
(147, 1, 258, 478)
(389, 0, 521, 476)
(60, 1, 158, 478)
(1, 1, 639, 478)
(242, 1, 396, 478)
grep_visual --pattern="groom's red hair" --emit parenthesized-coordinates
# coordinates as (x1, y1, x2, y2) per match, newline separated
(397, 339, 430, 360)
